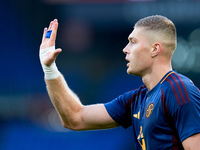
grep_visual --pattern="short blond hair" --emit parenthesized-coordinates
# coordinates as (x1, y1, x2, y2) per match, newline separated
(135, 15, 177, 52)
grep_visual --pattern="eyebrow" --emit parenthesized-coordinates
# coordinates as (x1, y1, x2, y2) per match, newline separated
(128, 36, 136, 42)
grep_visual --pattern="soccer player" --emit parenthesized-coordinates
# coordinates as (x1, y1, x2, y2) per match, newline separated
(39, 15, 200, 150)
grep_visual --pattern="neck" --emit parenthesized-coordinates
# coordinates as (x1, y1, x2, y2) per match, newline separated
(142, 62, 172, 91)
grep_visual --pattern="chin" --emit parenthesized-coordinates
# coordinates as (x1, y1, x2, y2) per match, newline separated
(127, 68, 141, 77)
(127, 68, 131, 74)
(127, 69, 134, 75)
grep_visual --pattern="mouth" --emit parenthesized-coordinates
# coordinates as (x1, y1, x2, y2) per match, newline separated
(125, 57, 130, 67)
(127, 62, 130, 67)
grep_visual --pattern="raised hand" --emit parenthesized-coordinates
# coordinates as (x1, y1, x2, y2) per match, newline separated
(40, 19, 62, 67)
(39, 19, 61, 80)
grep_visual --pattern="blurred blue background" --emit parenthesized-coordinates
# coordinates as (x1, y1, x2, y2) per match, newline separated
(0, 0, 200, 149)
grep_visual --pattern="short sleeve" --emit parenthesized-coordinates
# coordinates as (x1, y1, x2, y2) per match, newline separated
(165, 79, 200, 142)
(173, 102, 200, 141)
(104, 90, 136, 129)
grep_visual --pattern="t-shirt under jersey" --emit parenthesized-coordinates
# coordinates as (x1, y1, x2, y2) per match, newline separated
(105, 71, 200, 150)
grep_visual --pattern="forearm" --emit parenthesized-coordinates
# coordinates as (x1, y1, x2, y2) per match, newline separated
(45, 74, 83, 130)
(40, 20, 118, 131)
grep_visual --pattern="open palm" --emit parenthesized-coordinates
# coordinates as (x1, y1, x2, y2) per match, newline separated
(40, 19, 62, 66)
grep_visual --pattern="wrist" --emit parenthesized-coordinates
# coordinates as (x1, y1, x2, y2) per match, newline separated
(43, 62, 61, 80)
(40, 46, 61, 80)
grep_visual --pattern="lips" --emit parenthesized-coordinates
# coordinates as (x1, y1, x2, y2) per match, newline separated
(127, 62, 130, 67)
(125, 57, 130, 67)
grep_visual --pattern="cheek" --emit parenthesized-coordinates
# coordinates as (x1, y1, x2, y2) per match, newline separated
(131, 48, 144, 62)
(131, 48, 151, 66)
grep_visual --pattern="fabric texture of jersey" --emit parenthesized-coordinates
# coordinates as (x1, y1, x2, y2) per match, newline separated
(104, 71, 200, 150)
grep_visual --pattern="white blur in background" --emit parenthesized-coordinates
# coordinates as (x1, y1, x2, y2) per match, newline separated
(172, 28, 200, 73)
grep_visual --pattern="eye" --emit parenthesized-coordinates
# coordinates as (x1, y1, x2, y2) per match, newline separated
(128, 37, 135, 44)
(130, 40, 135, 44)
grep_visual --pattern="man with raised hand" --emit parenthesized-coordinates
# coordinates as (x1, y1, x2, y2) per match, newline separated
(39, 16, 200, 150)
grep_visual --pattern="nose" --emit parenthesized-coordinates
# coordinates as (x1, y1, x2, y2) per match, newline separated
(123, 43, 129, 54)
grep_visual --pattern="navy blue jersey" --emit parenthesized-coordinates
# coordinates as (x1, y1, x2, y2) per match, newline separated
(105, 71, 200, 150)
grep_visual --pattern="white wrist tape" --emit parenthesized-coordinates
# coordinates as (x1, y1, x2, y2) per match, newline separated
(39, 46, 60, 80)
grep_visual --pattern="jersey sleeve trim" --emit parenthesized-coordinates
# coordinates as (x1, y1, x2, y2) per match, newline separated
(181, 129, 200, 142)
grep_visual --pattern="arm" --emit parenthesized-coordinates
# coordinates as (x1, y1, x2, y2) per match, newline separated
(182, 133, 200, 150)
(46, 75, 119, 130)
(40, 19, 119, 131)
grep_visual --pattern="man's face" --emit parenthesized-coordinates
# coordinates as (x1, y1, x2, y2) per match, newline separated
(123, 27, 153, 77)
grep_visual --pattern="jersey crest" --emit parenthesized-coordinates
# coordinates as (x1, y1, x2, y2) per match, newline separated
(145, 103, 154, 118)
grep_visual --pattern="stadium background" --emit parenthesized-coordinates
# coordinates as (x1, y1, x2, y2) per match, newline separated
(0, 0, 200, 149)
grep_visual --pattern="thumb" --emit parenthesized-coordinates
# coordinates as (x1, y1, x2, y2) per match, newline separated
(44, 48, 62, 66)
(52, 48, 62, 60)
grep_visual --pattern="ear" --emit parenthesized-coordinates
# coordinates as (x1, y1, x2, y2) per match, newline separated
(151, 43, 161, 58)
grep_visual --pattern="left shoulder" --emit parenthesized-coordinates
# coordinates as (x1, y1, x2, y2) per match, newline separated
(162, 72, 199, 94)
(161, 71, 200, 107)
(161, 72, 200, 143)
(164, 72, 193, 86)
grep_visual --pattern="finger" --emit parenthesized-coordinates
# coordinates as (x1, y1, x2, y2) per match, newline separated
(42, 27, 47, 42)
(46, 48, 62, 66)
(53, 48, 62, 59)
(48, 21, 54, 30)
(50, 19, 58, 42)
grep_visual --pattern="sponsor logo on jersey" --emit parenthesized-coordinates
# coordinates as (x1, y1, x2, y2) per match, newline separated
(133, 111, 140, 119)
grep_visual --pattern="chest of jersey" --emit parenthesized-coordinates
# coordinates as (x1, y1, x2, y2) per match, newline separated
(132, 87, 173, 150)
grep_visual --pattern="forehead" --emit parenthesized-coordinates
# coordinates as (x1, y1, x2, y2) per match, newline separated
(128, 27, 145, 41)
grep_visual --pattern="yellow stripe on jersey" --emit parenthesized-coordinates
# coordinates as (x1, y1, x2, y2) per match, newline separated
(160, 71, 174, 84)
